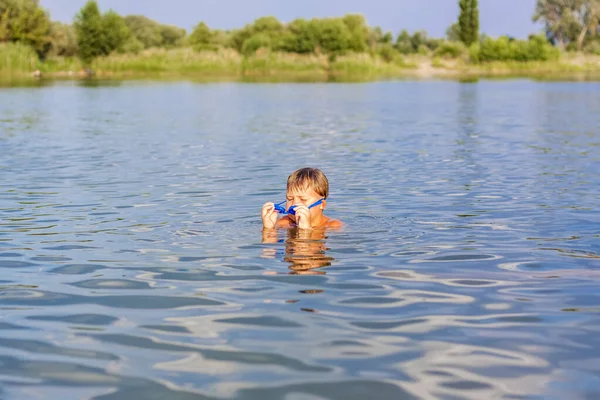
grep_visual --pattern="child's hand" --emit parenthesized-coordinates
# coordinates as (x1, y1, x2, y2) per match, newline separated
(294, 205, 312, 230)
(261, 202, 278, 229)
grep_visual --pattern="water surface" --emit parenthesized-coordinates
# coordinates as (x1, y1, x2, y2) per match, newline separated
(0, 79, 599, 399)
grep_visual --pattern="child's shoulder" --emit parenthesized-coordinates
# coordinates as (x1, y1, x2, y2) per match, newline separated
(325, 218, 343, 229)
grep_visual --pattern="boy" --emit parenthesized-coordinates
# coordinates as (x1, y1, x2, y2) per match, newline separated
(262, 168, 343, 230)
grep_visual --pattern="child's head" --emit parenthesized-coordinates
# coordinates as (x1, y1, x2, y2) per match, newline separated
(286, 168, 329, 200)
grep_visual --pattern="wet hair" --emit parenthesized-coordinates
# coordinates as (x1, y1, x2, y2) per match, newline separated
(286, 168, 329, 199)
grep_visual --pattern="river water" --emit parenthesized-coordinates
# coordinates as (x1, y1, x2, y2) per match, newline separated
(0, 79, 599, 399)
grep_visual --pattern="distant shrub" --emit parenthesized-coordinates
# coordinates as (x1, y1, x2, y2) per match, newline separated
(584, 40, 600, 55)
(120, 36, 144, 54)
(417, 44, 430, 55)
(0, 42, 40, 73)
(471, 35, 559, 63)
(376, 43, 398, 62)
(435, 41, 467, 58)
(242, 33, 272, 55)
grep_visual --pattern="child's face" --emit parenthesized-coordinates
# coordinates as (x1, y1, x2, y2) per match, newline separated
(286, 187, 324, 222)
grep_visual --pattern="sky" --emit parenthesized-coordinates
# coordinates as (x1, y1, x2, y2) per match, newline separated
(40, 0, 543, 39)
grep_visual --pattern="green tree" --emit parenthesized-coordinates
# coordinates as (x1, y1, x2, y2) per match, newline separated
(74, 0, 106, 64)
(189, 21, 215, 50)
(48, 21, 78, 57)
(342, 14, 369, 52)
(242, 32, 271, 55)
(395, 29, 413, 53)
(231, 16, 284, 52)
(0, 0, 50, 55)
(252, 16, 283, 34)
(446, 22, 461, 41)
(574, 0, 600, 50)
(458, 0, 479, 46)
(381, 31, 393, 44)
(410, 30, 429, 50)
(124, 15, 162, 48)
(102, 10, 130, 53)
(279, 18, 315, 53)
(210, 29, 232, 48)
(160, 24, 186, 47)
(533, 0, 580, 49)
(310, 17, 352, 54)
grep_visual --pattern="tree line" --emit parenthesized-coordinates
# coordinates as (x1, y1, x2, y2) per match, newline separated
(1, 0, 599, 66)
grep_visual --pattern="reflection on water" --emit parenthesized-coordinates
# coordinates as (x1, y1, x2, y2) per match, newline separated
(0, 79, 599, 399)
(262, 228, 334, 275)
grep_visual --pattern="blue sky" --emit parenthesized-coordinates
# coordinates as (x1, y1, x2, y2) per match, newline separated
(41, 0, 543, 39)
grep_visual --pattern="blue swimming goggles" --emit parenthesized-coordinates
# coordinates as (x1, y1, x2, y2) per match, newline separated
(273, 198, 324, 216)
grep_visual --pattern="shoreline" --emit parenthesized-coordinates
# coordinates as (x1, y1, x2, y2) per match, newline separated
(3, 55, 600, 85)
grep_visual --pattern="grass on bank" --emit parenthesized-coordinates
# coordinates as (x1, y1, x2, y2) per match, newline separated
(2, 42, 600, 82)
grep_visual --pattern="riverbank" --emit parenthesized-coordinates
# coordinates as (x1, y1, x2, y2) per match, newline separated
(3, 46, 600, 84)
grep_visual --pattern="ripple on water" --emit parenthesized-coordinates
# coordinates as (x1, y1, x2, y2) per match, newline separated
(86, 333, 331, 373)
(69, 279, 153, 290)
(30, 256, 72, 262)
(410, 253, 502, 263)
(0, 322, 29, 330)
(42, 245, 98, 251)
(234, 380, 417, 400)
(0, 253, 23, 258)
(51, 264, 108, 275)
(0, 289, 224, 308)
(0, 260, 38, 268)
(0, 355, 213, 400)
(0, 338, 118, 361)
(27, 314, 118, 326)
(214, 315, 304, 328)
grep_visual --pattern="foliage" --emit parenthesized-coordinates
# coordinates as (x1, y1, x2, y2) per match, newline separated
(120, 35, 143, 54)
(395, 30, 439, 54)
(534, 0, 600, 50)
(459, 0, 479, 46)
(278, 18, 315, 54)
(0, 0, 50, 54)
(395, 30, 413, 53)
(376, 43, 399, 62)
(471, 35, 560, 62)
(74, 0, 106, 64)
(102, 10, 130, 53)
(242, 32, 271, 55)
(446, 22, 461, 41)
(124, 15, 162, 49)
(231, 16, 283, 52)
(0, 41, 39, 73)
(309, 17, 352, 54)
(160, 24, 186, 47)
(342, 14, 369, 52)
(189, 22, 218, 51)
(93, 47, 241, 74)
(435, 40, 467, 58)
(48, 21, 77, 57)
(584, 37, 600, 53)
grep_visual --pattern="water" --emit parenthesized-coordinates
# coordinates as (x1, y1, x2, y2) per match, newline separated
(0, 79, 599, 400)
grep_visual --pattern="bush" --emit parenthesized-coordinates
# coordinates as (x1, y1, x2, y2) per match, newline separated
(471, 35, 559, 63)
(309, 18, 352, 54)
(124, 15, 162, 49)
(242, 33, 272, 55)
(417, 44, 430, 55)
(48, 22, 78, 57)
(0, 42, 40, 74)
(376, 43, 399, 62)
(584, 40, 600, 55)
(434, 41, 466, 58)
(120, 36, 144, 54)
